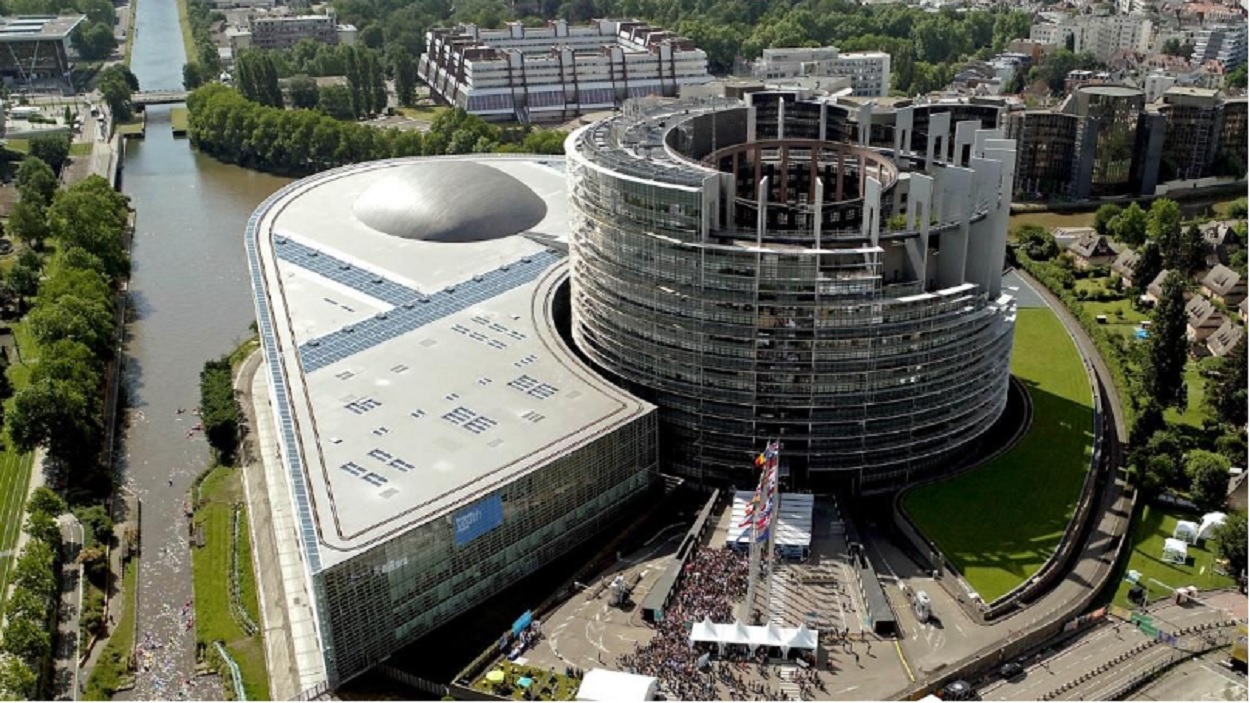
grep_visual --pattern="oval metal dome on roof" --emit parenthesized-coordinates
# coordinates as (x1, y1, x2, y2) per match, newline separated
(352, 161, 547, 242)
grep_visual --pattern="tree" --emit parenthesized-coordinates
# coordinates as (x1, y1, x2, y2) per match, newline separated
(1093, 203, 1121, 236)
(71, 21, 117, 61)
(1210, 511, 1247, 581)
(1146, 271, 1189, 410)
(1179, 224, 1207, 273)
(29, 133, 70, 175)
(24, 510, 61, 547)
(183, 61, 206, 90)
(1187, 449, 1230, 510)
(1014, 224, 1058, 260)
(1227, 65, 1247, 91)
(1109, 202, 1147, 246)
(15, 156, 58, 207)
(7, 200, 50, 250)
(200, 356, 240, 462)
(11, 540, 56, 602)
(74, 505, 113, 546)
(96, 64, 136, 121)
(8, 377, 100, 463)
(1206, 337, 1247, 427)
(0, 653, 36, 700)
(287, 74, 320, 109)
(26, 486, 66, 518)
(1149, 199, 1184, 268)
(79, 0, 117, 27)
(1, 616, 50, 665)
(1133, 240, 1163, 293)
(317, 84, 355, 120)
(47, 175, 131, 280)
(1161, 38, 1189, 57)
(393, 53, 417, 107)
(27, 294, 115, 360)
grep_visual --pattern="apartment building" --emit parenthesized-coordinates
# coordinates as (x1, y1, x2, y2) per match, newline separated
(748, 46, 892, 97)
(1192, 23, 1248, 70)
(229, 12, 356, 52)
(418, 19, 712, 122)
(1030, 13, 1153, 60)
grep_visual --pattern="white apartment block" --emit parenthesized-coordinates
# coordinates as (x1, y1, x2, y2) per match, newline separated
(418, 19, 712, 122)
(1029, 13, 1153, 60)
(1192, 23, 1248, 70)
(749, 46, 891, 97)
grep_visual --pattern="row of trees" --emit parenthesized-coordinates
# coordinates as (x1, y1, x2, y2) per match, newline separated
(200, 357, 240, 464)
(8, 175, 129, 479)
(0, 488, 66, 699)
(186, 84, 564, 176)
(231, 47, 390, 119)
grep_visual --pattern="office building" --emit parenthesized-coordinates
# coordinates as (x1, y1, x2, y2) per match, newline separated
(566, 95, 1018, 492)
(1006, 110, 1083, 200)
(418, 19, 712, 122)
(245, 156, 657, 689)
(748, 47, 892, 97)
(0, 14, 85, 83)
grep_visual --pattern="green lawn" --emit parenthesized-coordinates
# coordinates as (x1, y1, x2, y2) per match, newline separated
(0, 450, 36, 605)
(170, 107, 189, 133)
(1111, 504, 1235, 608)
(191, 466, 270, 701)
(474, 661, 581, 701)
(904, 308, 1095, 602)
(1008, 210, 1095, 238)
(1163, 361, 1212, 430)
(116, 118, 145, 137)
(84, 557, 137, 700)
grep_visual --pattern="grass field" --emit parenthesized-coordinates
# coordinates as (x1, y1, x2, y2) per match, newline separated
(84, 558, 137, 700)
(1163, 361, 1213, 430)
(474, 661, 580, 701)
(1111, 504, 1235, 608)
(0, 450, 36, 603)
(116, 117, 145, 137)
(904, 308, 1095, 602)
(191, 466, 269, 701)
(170, 107, 189, 133)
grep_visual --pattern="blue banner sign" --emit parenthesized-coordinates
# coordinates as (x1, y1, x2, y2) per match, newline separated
(512, 610, 533, 636)
(454, 494, 504, 547)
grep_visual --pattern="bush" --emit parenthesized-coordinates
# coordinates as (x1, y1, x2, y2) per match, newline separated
(200, 357, 240, 463)
(80, 587, 105, 639)
(75, 505, 114, 548)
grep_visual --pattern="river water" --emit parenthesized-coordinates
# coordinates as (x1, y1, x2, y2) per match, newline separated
(117, 0, 289, 698)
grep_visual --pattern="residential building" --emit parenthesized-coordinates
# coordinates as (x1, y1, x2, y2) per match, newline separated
(0, 15, 86, 84)
(566, 94, 1018, 492)
(749, 47, 892, 97)
(1201, 263, 1247, 305)
(1199, 220, 1242, 260)
(245, 155, 658, 690)
(1029, 13, 1153, 61)
(1068, 231, 1118, 268)
(418, 19, 713, 123)
(228, 11, 354, 52)
(1146, 268, 1174, 302)
(1185, 295, 1225, 341)
(1192, 23, 1248, 70)
(1206, 318, 1245, 357)
(1111, 247, 1142, 286)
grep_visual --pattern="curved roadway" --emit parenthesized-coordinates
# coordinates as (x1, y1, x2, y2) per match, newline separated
(898, 269, 1133, 696)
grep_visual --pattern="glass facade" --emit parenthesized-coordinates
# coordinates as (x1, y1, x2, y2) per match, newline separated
(315, 416, 656, 684)
(567, 98, 1016, 491)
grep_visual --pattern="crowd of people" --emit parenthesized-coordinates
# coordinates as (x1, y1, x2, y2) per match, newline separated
(616, 547, 770, 700)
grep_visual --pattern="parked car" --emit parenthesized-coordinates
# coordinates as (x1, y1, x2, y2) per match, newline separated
(999, 661, 1024, 681)
(941, 680, 976, 701)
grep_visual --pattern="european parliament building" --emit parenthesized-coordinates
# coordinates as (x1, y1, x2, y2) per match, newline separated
(245, 90, 1018, 692)
(567, 92, 1019, 493)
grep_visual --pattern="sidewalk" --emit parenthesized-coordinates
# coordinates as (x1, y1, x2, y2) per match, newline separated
(2, 448, 48, 618)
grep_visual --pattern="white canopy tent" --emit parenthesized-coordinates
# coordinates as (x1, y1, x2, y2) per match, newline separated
(688, 617, 820, 658)
(1162, 537, 1189, 565)
(575, 669, 658, 701)
(1198, 512, 1227, 540)
(1173, 520, 1199, 545)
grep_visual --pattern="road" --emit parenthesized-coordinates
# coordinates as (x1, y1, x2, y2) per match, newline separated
(52, 517, 84, 701)
(981, 600, 1240, 701)
(1130, 650, 1247, 701)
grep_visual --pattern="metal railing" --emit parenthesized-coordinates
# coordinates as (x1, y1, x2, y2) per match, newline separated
(214, 642, 246, 701)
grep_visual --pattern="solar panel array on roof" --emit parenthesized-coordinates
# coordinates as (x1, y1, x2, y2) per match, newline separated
(299, 249, 563, 372)
(274, 235, 424, 306)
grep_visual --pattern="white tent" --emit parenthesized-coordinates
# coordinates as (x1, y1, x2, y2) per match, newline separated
(1173, 520, 1199, 544)
(1198, 512, 1227, 540)
(726, 492, 813, 557)
(688, 620, 820, 658)
(576, 669, 658, 701)
(1162, 537, 1189, 565)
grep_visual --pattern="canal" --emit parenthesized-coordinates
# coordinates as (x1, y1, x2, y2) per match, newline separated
(117, 0, 289, 698)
